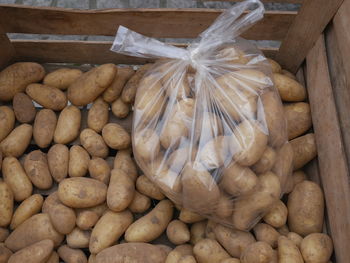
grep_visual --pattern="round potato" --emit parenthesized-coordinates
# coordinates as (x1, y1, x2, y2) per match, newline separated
(88, 157, 110, 184)
(179, 208, 205, 224)
(43, 68, 82, 90)
(287, 232, 303, 248)
(240, 242, 274, 263)
(47, 144, 69, 182)
(300, 233, 333, 263)
(0, 243, 13, 262)
(284, 102, 312, 140)
(136, 175, 165, 200)
(252, 146, 276, 174)
(76, 210, 99, 231)
(166, 244, 194, 263)
(190, 221, 207, 245)
(8, 239, 54, 263)
(0, 181, 13, 227)
(87, 98, 109, 133)
(33, 109, 57, 148)
(80, 128, 109, 158)
(111, 97, 130, 118)
(128, 190, 151, 213)
(54, 105, 81, 144)
(193, 238, 230, 263)
(113, 149, 138, 182)
(273, 73, 306, 102)
(278, 236, 304, 263)
(0, 106, 15, 143)
(0, 124, 32, 157)
(102, 123, 130, 150)
(292, 170, 307, 187)
(253, 223, 280, 248)
(167, 220, 190, 245)
(263, 199, 288, 228)
(69, 145, 90, 177)
(13, 92, 36, 123)
(290, 133, 317, 170)
(66, 228, 91, 249)
(57, 245, 87, 263)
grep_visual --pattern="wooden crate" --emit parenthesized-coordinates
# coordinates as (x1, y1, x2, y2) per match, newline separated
(0, 0, 350, 262)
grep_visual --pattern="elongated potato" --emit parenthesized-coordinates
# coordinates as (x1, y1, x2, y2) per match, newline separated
(80, 128, 108, 158)
(114, 149, 138, 182)
(102, 123, 130, 150)
(58, 177, 107, 208)
(273, 73, 306, 102)
(0, 124, 32, 157)
(263, 199, 288, 228)
(193, 238, 230, 263)
(46, 251, 59, 263)
(88, 158, 110, 184)
(111, 97, 130, 118)
(128, 190, 151, 213)
(66, 228, 91, 249)
(190, 221, 207, 245)
(87, 98, 109, 133)
(215, 192, 233, 219)
(253, 223, 280, 248)
(125, 200, 173, 242)
(8, 239, 54, 263)
(5, 213, 64, 251)
(284, 102, 312, 140)
(75, 203, 107, 230)
(13, 92, 36, 123)
(179, 208, 205, 224)
(0, 181, 13, 227)
(69, 145, 90, 177)
(26, 84, 67, 111)
(43, 68, 82, 90)
(33, 109, 57, 148)
(198, 136, 231, 169)
(300, 233, 333, 263)
(68, 64, 117, 106)
(2, 157, 32, 201)
(54, 105, 81, 144)
(272, 142, 293, 191)
(291, 133, 317, 170)
(278, 236, 304, 263)
(252, 146, 276, 174)
(136, 175, 165, 200)
(167, 220, 190, 245)
(0, 227, 9, 242)
(0, 243, 13, 262)
(0, 62, 45, 101)
(240, 242, 274, 263)
(10, 194, 43, 229)
(48, 144, 69, 182)
(134, 129, 161, 161)
(89, 210, 133, 254)
(57, 245, 87, 263)
(0, 106, 15, 143)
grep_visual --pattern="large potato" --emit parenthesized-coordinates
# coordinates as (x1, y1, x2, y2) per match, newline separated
(13, 93, 36, 123)
(89, 210, 133, 254)
(5, 213, 64, 251)
(0, 124, 32, 157)
(125, 200, 173, 242)
(273, 73, 306, 102)
(128, 190, 151, 213)
(68, 64, 117, 106)
(111, 97, 130, 118)
(278, 236, 304, 263)
(68, 145, 90, 177)
(0, 106, 15, 143)
(288, 180, 324, 236)
(2, 157, 32, 201)
(136, 175, 165, 200)
(0, 243, 13, 263)
(262, 199, 287, 228)
(26, 84, 67, 111)
(102, 123, 130, 150)
(240, 242, 274, 263)
(47, 144, 69, 182)
(33, 109, 57, 148)
(287, 232, 303, 248)
(252, 146, 276, 174)
(300, 233, 333, 263)
(57, 245, 87, 263)
(66, 228, 91, 249)
(193, 238, 230, 263)
(8, 239, 54, 263)
(113, 149, 138, 182)
(54, 105, 81, 144)
(0, 181, 13, 227)
(43, 68, 82, 90)
(80, 128, 108, 158)
(253, 223, 280, 248)
(284, 102, 312, 140)
(88, 158, 110, 184)
(290, 133, 317, 170)
(167, 220, 190, 245)
(0, 62, 45, 101)
(134, 129, 161, 161)
(87, 98, 109, 133)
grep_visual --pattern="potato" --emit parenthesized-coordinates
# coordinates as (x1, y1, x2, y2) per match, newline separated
(291, 133, 317, 170)
(66, 228, 91, 249)
(0, 243, 13, 263)
(113, 149, 138, 182)
(43, 68, 82, 90)
(292, 170, 307, 187)
(57, 245, 87, 263)
(218, 46, 250, 65)
(277, 225, 290, 236)
(198, 136, 231, 169)
(284, 102, 312, 140)
(88, 158, 110, 184)
(278, 236, 304, 263)
(300, 233, 333, 263)
(167, 220, 190, 245)
(190, 221, 207, 245)
(0, 62, 45, 101)
(88, 254, 96, 263)
(134, 129, 161, 161)
(262, 199, 287, 228)
(111, 97, 130, 118)
(205, 220, 216, 240)
(273, 73, 306, 102)
(253, 223, 280, 248)
(272, 142, 293, 191)
(193, 238, 230, 263)
(178, 255, 196, 263)
(0, 106, 15, 143)
(80, 128, 108, 158)
(288, 180, 324, 236)
(0, 181, 13, 227)
(2, 157, 32, 201)
(165, 244, 193, 263)
(5, 213, 64, 251)
(221, 259, 241, 263)
(128, 190, 151, 213)
(215, 192, 233, 219)
(240, 242, 274, 263)
(252, 146, 276, 174)
(102, 66, 134, 103)
(0, 228, 9, 242)
(125, 199, 173, 242)
(58, 177, 107, 208)
(233, 69, 273, 92)
(136, 175, 165, 200)
(102, 123, 130, 150)
(267, 58, 281, 73)
(54, 105, 81, 144)
(214, 224, 255, 258)
(10, 194, 43, 229)
(26, 84, 67, 111)
(76, 203, 107, 230)
(47, 144, 69, 182)
(107, 169, 135, 212)
(69, 145, 90, 177)
(8, 239, 54, 263)
(0, 124, 32, 157)
(46, 251, 59, 263)
(89, 210, 133, 254)
(33, 109, 57, 148)
(13, 93, 36, 123)
(68, 64, 117, 106)
(179, 208, 205, 224)
(281, 69, 296, 80)
(87, 98, 109, 133)
(287, 232, 303, 248)
(96, 243, 168, 263)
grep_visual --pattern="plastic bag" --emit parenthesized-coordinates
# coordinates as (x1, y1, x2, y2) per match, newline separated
(111, 0, 292, 231)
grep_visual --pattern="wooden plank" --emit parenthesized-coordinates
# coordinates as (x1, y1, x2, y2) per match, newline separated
(0, 5, 296, 41)
(306, 34, 350, 263)
(12, 40, 279, 64)
(0, 27, 15, 70)
(276, 0, 344, 73)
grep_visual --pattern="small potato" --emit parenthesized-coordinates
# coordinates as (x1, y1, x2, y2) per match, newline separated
(198, 136, 231, 170)
(252, 146, 276, 174)
(80, 128, 108, 158)
(87, 98, 109, 133)
(262, 199, 288, 228)
(66, 228, 91, 249)
(111, 97, 130, 118)
(13, 93, 36, 123)
(291, 133, 317, 170)
(33, 109, 57, 148)
(0, 62, 45, 101)
(287, 232, 303, 248)
(58, 177, 107, 208)
(2, 157, 33, 201)
(88, 158, 110, 184)
(0, 243, 13, 263)
(107, 169, 135, 212)
(288, 180, 324, 236)
(267, 58, 281, 73)
(193, 238, 230, 263)
(54, 105, 81, 144)
(179, 208, 205, 224)
(136, 175, 165, 200)
(0, 181, 13, 227)
(240, 242, 274, 263)
(89, 210, 133, 254)
(284, 102, 312, 140)
(69, 145, 90, 177)
(190, 221, 207, 245)
(134, 129, 161, 161)
(8, 239, 54, 263)
(167, 220, 190, 245)
(0, 124, 32, 157)
(128, 190, 151, 213)
(26, 84, 67, 111)
(125, 200, 173, 242)
(253, 223, 280, 248)
(68, 64, 117, 106)
(278, 236, 304, 263)
(57, 245, 87, 263)
(292, 170, 307, 187)
(5, 213, 64, 251)
(46, 251, 59, 263)
(273, 73, 306, 102)
(114, 149, 138, 182)
(300, 233, 333, 263)
(102, 123, 130, 150)
(215, 192, 233, 219)
(10, 194, 43, 229)
(0, 106, 15, 143)
(0, 227, 9, 242)
(43, 68, 82, 90)
(47, 144, 69, 182)
(76, 210, 99, 231)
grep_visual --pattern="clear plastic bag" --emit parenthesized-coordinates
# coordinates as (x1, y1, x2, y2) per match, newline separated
(111, 0, 292, 231)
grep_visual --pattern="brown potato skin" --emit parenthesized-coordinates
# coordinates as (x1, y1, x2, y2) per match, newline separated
(128, 190, 151, 213)
(287, 232, 303, 248)
(0, 62, 45, 101)
(46, 251, 59, 263)
(13, 92, 36, 123)
(253, 223, 280, 248)
(193, 238, 230, 263)
(300, 233, 333, 263)
(47, 144, 69, 182)
(113, 149, 138, 182)
(69, 145, 90, 177)
(68, 64, 117, 106)
(80, 128, 109, 158)
(278, 236, 304, 263)
(57, 245, 87, 263)
(252, 146, 277, 174)
(26, 84, 67, 111)
(284, 102, 312, 140)
(0, 106, 15, 143)
(88, 157, 111, 184)
(190, 221, 206, 245)
(136, 175, 165, 200)
(66, 228, 91, 249)
(273, 73, 306, 102)
(0, 227, 9, 242)
(111, 97, 130, 118)
(0, 243, 13, 263)
(215, 192, 233, 219)
(102, 123, 130, 150)
(272, 142, 294, 192)
(267, 58, 281, 73)
(43, 68, 83, 90)
(87, 98, 109, 133)
(54, 105, 81, 144)
(0, 124, 32, 158)
(0, 181, 13, 227)
(167, 220, 190, 245)
(240, 242, 274, 263)
(290, 133, 317, 170)
(263, 199, 288, 228)
(33, 109, 57, 148)
(75, 203, 107, 230)
(179, 208, 205, 224)
(8, 239, 54, 263)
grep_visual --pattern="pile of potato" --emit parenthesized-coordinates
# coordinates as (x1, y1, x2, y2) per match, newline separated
(0, 59, 332, 263)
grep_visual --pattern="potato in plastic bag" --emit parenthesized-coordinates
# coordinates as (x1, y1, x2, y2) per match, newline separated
(111, 0, 292, 231)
